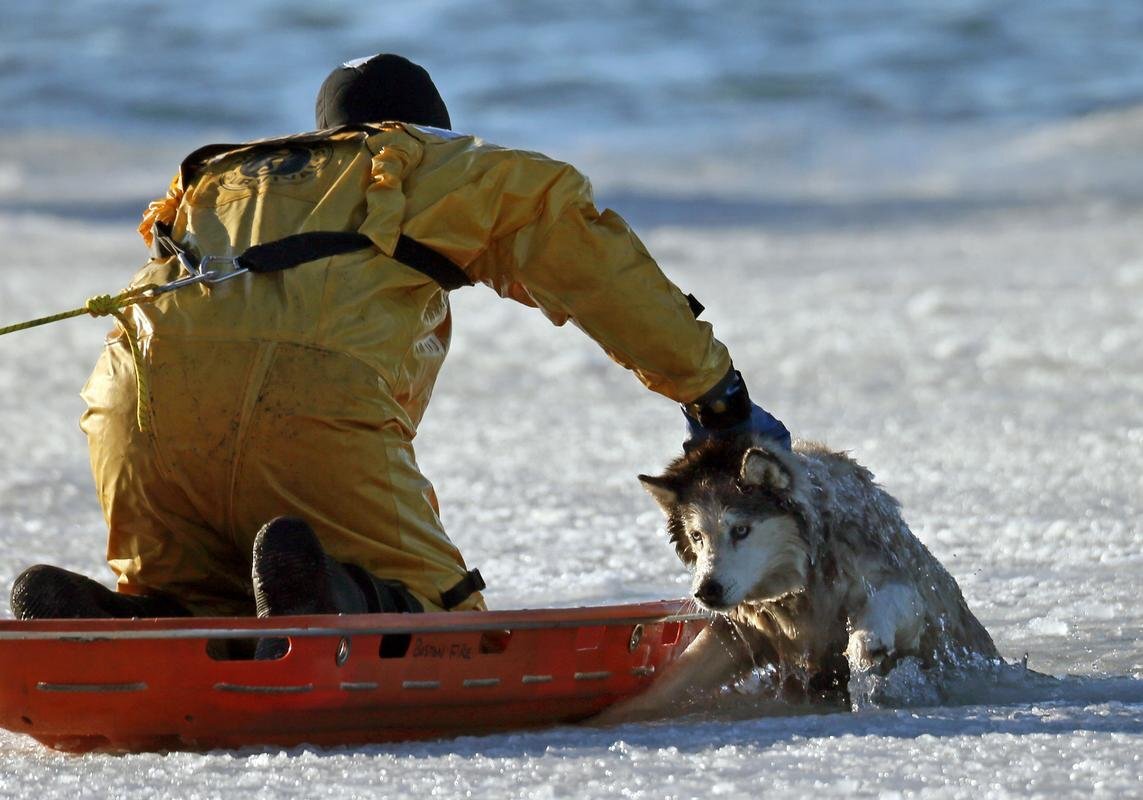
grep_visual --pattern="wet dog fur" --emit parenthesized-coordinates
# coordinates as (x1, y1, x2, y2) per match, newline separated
(600, 435, 999, 720)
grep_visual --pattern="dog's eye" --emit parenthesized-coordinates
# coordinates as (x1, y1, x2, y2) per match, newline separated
(688, 531, 703, 545)
(730, 524, 751, 541)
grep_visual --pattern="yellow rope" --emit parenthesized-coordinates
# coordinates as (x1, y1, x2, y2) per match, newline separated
(0, 284, 161, 432)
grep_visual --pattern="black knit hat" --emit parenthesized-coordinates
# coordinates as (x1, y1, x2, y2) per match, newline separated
(315, 54, 451, 130)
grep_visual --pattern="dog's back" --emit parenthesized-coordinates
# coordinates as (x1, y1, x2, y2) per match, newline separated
(794, 442, 999, 664)
(641, 436, 999, 686)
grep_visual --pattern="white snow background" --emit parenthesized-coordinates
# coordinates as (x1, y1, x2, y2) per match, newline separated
(0, 7, 1141, 796)
(0, 115, 1139, 798)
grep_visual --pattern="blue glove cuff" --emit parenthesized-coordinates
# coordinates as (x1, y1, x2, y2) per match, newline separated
(683, 403, 791, 452)
(681, 370, 791, 451)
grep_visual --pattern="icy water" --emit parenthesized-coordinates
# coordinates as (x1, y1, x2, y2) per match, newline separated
(0, 2, 1141, 798)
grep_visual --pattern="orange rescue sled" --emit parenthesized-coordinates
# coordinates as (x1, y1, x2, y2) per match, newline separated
(0, 599, 705, 752)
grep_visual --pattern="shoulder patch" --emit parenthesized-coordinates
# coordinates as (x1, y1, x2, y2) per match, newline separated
(218, 144, 333, 190)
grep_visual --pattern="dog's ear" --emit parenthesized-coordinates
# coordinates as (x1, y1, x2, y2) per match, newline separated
(739, 448, 793, 492)
(638, 473, 680, 509)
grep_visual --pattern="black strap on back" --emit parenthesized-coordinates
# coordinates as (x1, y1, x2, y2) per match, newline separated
(168, 125, 473, 291)
(152, 223, 471, 292)
(236, 231, 473, 290)
(150, 222, 184, 261)
(392, 235, 473, 290)
(235, 232, 376, 274)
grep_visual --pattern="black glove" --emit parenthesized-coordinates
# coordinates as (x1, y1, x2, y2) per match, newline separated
(682, 369, 792, 452)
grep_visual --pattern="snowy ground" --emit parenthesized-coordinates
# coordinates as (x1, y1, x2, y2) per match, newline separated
(0, 120, 1140, 797)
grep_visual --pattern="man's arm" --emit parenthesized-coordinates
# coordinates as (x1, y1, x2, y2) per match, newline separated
(402, 144, 731, 403)
(398, 136, 789, 443)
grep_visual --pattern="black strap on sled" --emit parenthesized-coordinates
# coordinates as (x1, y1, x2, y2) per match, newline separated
(343, 563, 483, 613)
(440, 569, 486, 610)
(342, 563, 427, 615)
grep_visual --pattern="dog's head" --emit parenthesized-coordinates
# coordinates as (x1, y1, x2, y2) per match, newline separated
(640, 435, 817, 610)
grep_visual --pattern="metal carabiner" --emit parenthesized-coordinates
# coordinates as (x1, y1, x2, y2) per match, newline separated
(196, 255, 250, 286)
(151, 255, 250, 296)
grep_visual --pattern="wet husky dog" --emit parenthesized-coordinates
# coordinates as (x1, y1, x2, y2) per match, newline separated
(608, 435, 998, 718)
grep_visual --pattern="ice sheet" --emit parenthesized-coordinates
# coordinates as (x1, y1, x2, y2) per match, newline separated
(0, 116, 1140, 798)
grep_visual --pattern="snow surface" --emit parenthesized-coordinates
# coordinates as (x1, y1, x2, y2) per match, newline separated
(0, 115, 1140, 797)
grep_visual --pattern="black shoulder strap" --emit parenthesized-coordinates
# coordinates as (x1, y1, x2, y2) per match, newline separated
(154, 224, 471, 291)
(392, 235, 473, 290)
(169, 128, 473, 291)
(233, 231, 473, 290)
(235, 232, 376, 273)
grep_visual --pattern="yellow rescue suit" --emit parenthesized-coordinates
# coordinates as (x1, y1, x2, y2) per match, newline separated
(81, 123, 731, 615)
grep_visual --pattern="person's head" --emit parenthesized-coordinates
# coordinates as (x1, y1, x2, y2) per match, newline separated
(315, 53, 451, 130)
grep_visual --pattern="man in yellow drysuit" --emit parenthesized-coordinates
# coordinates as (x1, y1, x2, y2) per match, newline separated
(11, 54, 790, 622)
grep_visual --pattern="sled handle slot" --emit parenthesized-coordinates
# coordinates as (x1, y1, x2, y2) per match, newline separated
(36, 682, 148, 693)
(340, 682, 379, 692)
(205, 637, 262, 661)
(402, 680, 440, 690)
(213, 683, 314, 694)
(478, 629, 513, 654)
(574, 671, 611, 682)
(462, 678, 501, 689)
(379, 633, 412, 659)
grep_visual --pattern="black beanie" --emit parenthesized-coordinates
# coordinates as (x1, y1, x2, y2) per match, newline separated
(315, 54, 451, 130)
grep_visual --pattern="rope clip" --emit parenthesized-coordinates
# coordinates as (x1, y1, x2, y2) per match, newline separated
(154, 254, 249, 295)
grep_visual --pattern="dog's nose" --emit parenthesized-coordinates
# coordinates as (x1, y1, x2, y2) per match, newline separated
(694, 578, 724, 606)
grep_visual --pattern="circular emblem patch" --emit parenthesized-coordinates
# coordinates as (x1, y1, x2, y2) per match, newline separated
(219, 144, 332, 190)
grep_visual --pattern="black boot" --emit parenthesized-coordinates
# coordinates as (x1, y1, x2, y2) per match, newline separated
(251, 516, 374, 618)
(250, 516, 428, 658)
(251, 516, 372, 659)
(10, 564, 190, 620)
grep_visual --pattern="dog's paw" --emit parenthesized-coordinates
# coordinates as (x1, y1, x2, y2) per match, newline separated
(845, 629, 896, 673)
